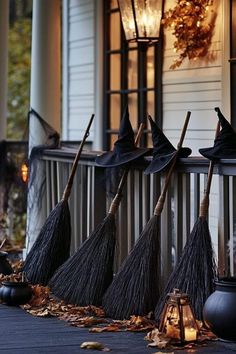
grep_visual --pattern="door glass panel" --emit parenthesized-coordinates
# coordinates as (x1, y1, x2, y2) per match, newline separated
(110, 54, 120, 90)
(110, 133, 118, 147)
(147, 91, 155, 118)
(110, 0, 118, 9)
(128, 50, 138, 89)
(147, 46, 154, 88)
(110, 95, 121, 129)
(128, 93, 138, 129)
(110, 12, 121, 50)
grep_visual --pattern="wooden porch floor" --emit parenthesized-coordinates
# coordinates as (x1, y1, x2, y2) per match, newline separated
(0, 305, 236, 353)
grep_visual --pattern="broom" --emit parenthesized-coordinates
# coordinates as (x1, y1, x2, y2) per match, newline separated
(23, 114, 95, 285)
(49, 123, 145, 306)
(102, 112, 191, 320)
(155, 122, 220, 322)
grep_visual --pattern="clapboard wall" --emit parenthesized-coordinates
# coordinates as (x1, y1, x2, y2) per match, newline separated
(62, 0, 95, 141)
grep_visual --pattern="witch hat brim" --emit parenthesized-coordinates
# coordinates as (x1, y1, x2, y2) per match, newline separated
(95, 107, 149, 167)
(144, 116, 191, 174)
(199, 107, 236, 160)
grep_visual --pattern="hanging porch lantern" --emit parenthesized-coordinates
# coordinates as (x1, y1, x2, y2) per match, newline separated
(118, 0, 163, 43)
(159, 289, 199, 343)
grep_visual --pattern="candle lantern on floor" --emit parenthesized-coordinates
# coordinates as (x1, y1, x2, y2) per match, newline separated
(159, 288, 199, 343)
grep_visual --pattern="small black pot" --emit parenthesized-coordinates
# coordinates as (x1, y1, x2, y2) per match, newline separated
(0, 281, 32, 306)
(203, 277, 236, 342)
(0, 251, 13, 275)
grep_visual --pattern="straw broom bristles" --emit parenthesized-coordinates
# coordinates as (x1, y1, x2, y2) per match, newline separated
(23, 200, 71, 285)
(49, 123, 145, 306)
(49, 213, 116, 305)
(155, 216, 216, 321)
(102, 214, 161, 319)
(23, 114, 95, 285)
(155, 122, 220, 321)
(102, 112, 191, 319)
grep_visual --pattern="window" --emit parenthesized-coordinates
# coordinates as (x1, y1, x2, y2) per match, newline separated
(103, 0, 163, 150)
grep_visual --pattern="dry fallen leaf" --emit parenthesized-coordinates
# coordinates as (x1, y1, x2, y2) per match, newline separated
(89, 315, 155, 333)
(81, 341, 104, 350)
(61, 315, 107, 328)
(152, 352, 174, 354)
(80, 341, 111, 351)
(90, 325, 121, 333)
(0, 272, 23, 283)
(145, 328, 171, 349)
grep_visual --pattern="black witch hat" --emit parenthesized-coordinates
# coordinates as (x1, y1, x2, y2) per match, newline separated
(199, 107, 236, 160)
(95, 107, 150, 168)
(144, 116, 191, 174)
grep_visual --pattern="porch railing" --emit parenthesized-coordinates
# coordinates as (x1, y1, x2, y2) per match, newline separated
(41, 147, 236, 285)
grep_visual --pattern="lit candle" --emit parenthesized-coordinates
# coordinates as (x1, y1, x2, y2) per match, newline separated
(184, 327, 197, 341)
(166, 323, 180, 339)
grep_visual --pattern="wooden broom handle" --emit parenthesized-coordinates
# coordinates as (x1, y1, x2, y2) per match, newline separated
(62, 114, 95, 201)
(154, 111, 191, 216)
(199, 121, 221, 217)
(108, 122, 145, 215)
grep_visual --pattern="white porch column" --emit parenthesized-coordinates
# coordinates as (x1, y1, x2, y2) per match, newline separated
(29, 0, 61, 149)
(25, 0, 61, 255)
(0, 0, 9, 141)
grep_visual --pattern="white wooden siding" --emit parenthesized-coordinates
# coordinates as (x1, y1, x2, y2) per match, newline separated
(62, 0, 95, 141)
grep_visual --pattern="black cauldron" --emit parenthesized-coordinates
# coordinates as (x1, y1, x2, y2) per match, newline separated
(0, 251, 13, 275)
(203, 277, 236, 342)
(0, 281, 32, 305)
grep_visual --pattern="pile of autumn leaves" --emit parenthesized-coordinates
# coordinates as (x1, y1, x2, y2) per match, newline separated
(0, 265, 216, 351)
(0, 269, 155, 333)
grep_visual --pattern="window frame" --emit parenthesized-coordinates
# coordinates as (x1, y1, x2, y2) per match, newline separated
(103, 0, 163, 150)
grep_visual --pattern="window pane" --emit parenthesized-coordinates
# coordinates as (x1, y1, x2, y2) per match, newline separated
(110, 95, 121, 129)
(147, 46, 154, 88)
(110, 12, 120, 50)
(128, 42, 138, 49)
(146, 111, 153, 148)
(147, 91, 155, 118)
(110, 54, 120, 90)
(110, 0, 118, 10)
(147, 132, 153, 148)
(128, 93, 138, 130)
(128, 50, 138, 89)
(110, 133, 118, 147)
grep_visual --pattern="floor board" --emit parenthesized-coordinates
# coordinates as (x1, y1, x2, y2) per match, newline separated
(0, 305, 235, 353)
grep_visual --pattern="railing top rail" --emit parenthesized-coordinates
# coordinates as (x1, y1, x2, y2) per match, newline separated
(41, 147, 236, 176)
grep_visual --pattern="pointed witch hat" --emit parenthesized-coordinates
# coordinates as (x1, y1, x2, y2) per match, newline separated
(144, 116, 191, 174)
(95, 106, 150, 167)
(199, 107, 236, 160)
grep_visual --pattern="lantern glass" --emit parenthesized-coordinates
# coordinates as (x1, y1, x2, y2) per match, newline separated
(118, 0, 162, 42)
(159, 289, 199, 343)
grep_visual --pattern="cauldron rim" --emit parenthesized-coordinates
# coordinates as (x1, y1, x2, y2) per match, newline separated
(215, 277, 236, 287)
(1, 281, 30, 288)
